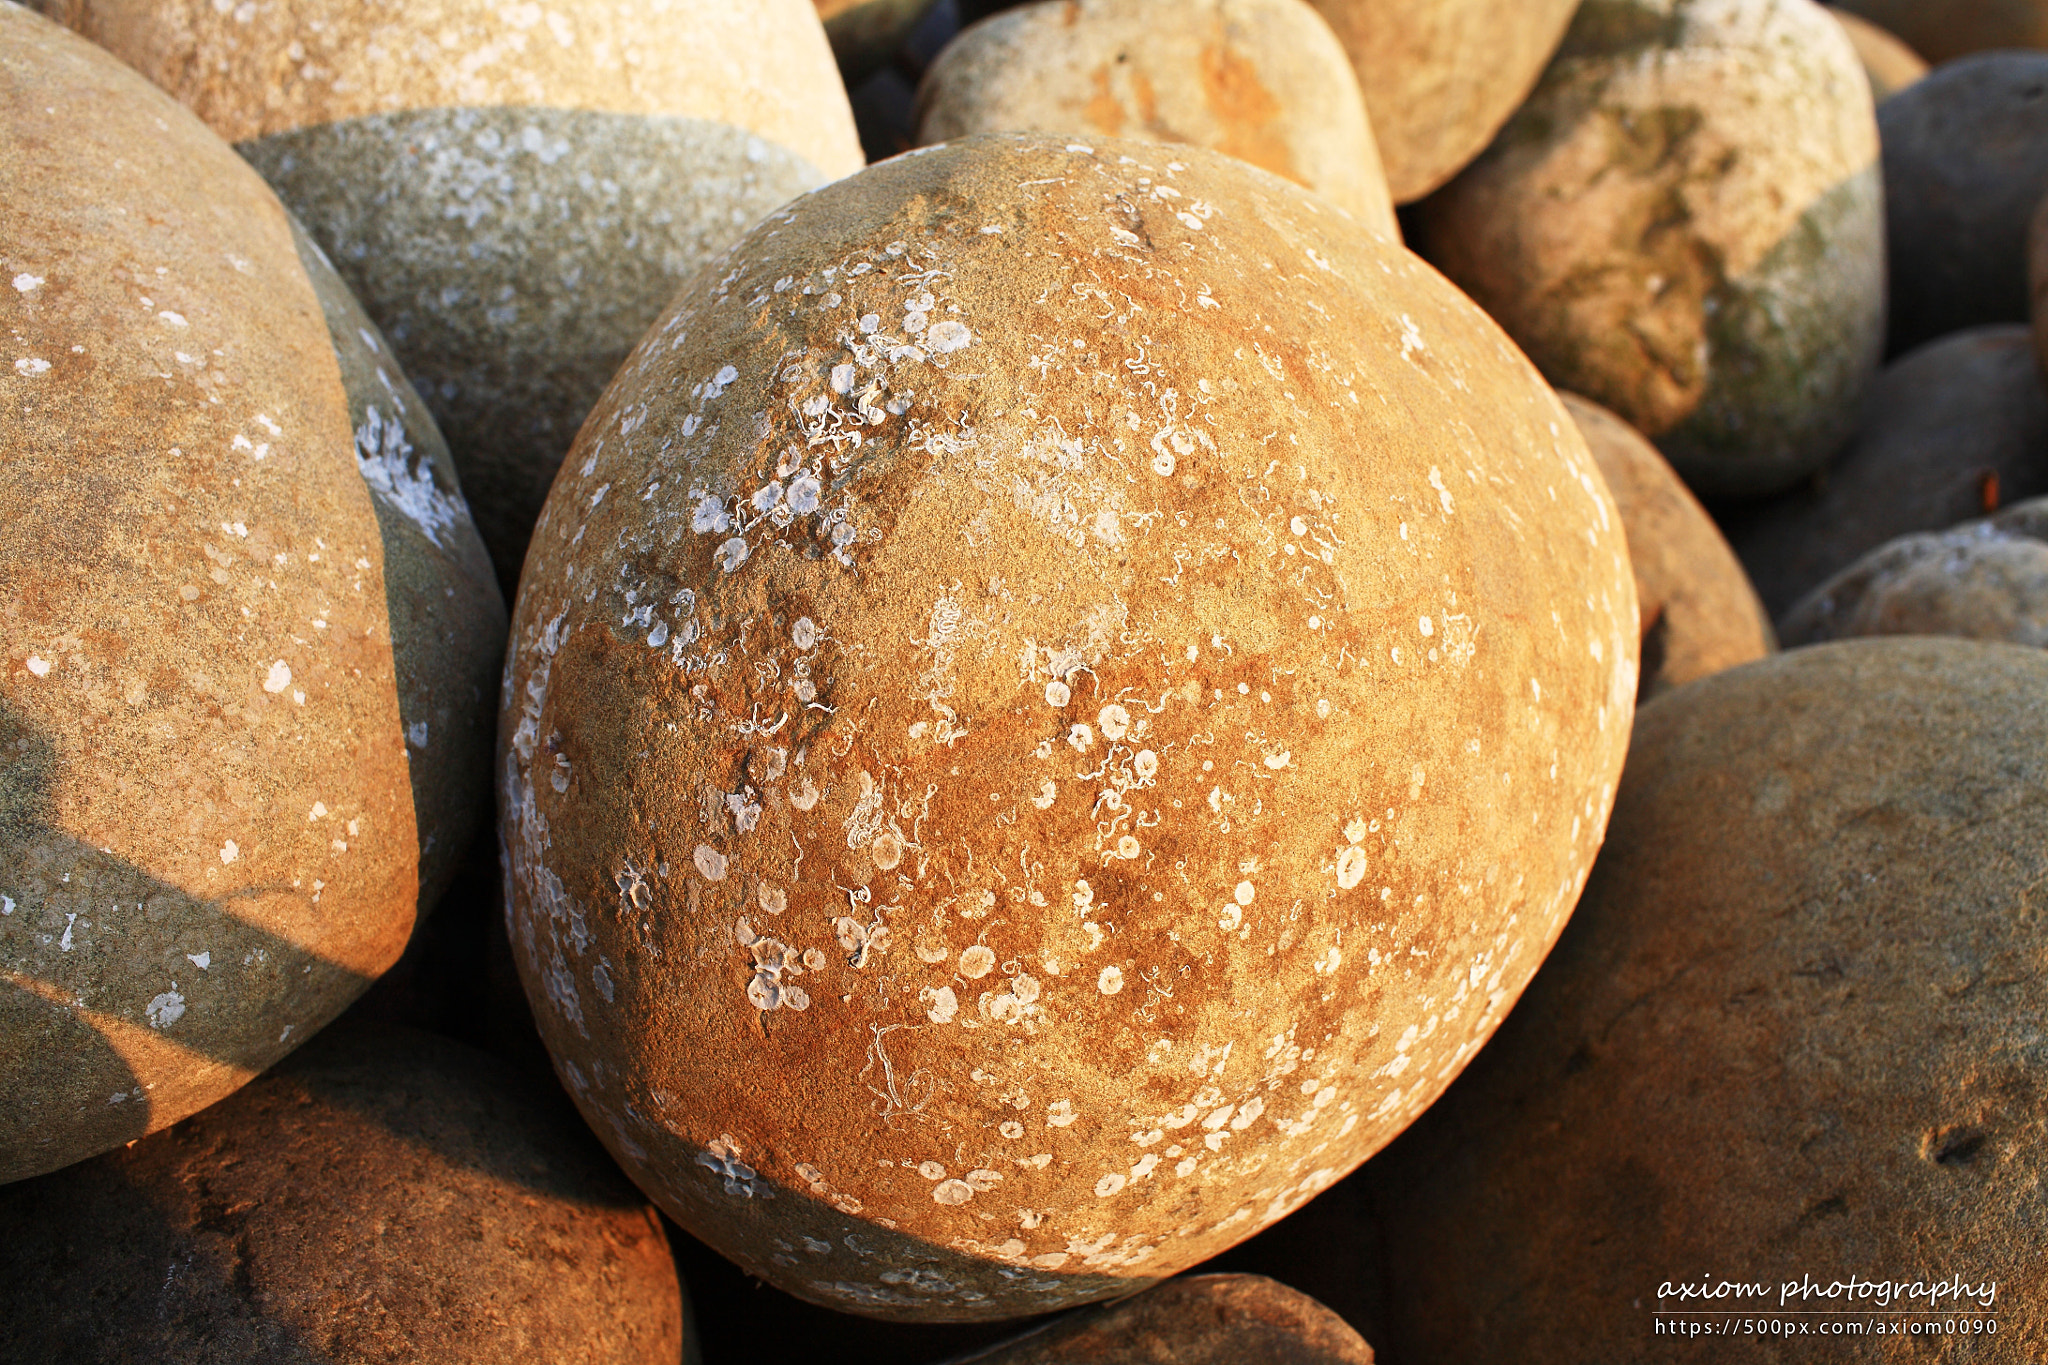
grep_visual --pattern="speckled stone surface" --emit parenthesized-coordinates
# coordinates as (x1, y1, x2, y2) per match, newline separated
(1560, 393, 1772, 699)
(940, 1274, 1375, 1362)
(0, 1025, 687, 1364)
(1416, 0, 1885, 499)
(1364, 638, 2048, 1364)
(1, 4, 415, 1184)
(1781, 496, 2048, 647)
(1825, 5, 1925, 102)
(1879, 51, 2048, 356)
(916, 0, 1398, 239)
(1722, 324, 2048, 617)
(500, 132, 1637, 1322)
(287, 220, 505, 914)
(1831, 0, 2048, 66)
(41, 0, 865, 592)
(1302, 0, 1580, 203)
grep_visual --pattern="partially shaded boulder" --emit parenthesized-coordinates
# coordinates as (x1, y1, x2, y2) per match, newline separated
(1831, 0, 2048, 65)
(940, 1275, 1374, 1363)
(1826, 5, 1927, 101)
(0, 1025, 686, 1364)
(1363, 639, 2048, 1364)
(1416, 0, 1885, 498)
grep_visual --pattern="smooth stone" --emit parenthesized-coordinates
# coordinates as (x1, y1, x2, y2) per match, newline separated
(1825, 6, 1927, 101)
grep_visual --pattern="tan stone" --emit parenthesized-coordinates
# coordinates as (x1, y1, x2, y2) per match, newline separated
(917, 0, 1398, 240)
(1, 6, 415, 1182)
(1781, 496, 2048, 647)
(1416, 0, 1885, 499)
(1831, 0, 2048, 65)
(501, 132, 1636, 1322)
(941, 1274, 1374, 1363)
(1363, 638, 2048, 1363)
(37, 0, 865, 591)
(0, 1025, 686, 1363)
(1561, 394, 1771, 699)
(1302, 0, 1580, 203)
(1824, 6, 1925, 101)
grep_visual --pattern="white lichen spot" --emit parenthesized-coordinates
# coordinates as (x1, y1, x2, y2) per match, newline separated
(926, 320, 972, 354)
(11, 273, 42, 293)
(13, 358, 50, 377)
(1098, 965, 1124, 995)
(692, 494, 731, 534)
(1047, 1100, 1078, 1127)
(262, 660, 292, 693)
(1428, 467, 1455, 515)
(694, 844, 729, 881)
(146, 990, 186, 1029)
(715, 537, 750, 573)
(219, 840, 239, 864)
(187, 951, 210, 970)
(23, 655, 50, 677)
(933, 1178, 974, 1205)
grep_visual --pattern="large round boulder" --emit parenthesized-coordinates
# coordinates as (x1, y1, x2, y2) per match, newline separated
(1, 5, 419, 1183)
(916, 0, 1398, 239)
(501, 132, 1637, 1321)
(1416, 0, 1886, 499)
(37, 0, 865, 593)
(1561, 393, 1772, 699)
(1363, 638, 2048, 1363)
(1300, 0, 1581, 203)
(941, 1274, 1375, 1363)
(0, 1025, 686, 1363)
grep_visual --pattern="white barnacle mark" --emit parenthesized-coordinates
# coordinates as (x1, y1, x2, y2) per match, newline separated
(13, 358, 50, 377)
(792, 616, 819, 651)
(1114, 835, 1140, 859)
(157, 311, 188, 328)
(830, 363, 857, 394)
(1152, 449, 1175, 477)
(1262, 751, 1290, 770)
(407, 721, 430, 749)
(23, 656, 51, 678)
(1419, 616, 1434, 637)
(919, 1160, 947, 1180)
(262, 660, 292, 693)
(11, 274, 42, 293)
(960, 944, 997, 978)
(219, 840, 240, 864)
(758, 882, 787, 914)
(1044, 680, 1071, 707)
(751, 481, 783, 514)
(1073, 880, 1094, 911)
(1047, 1099, 1078, 1127)
(1428, 467, 1455, 515)
(703, 363, 740, 399)
(1234, 881, 1256, 906)
(694, 844, 728, 881)
(923, 985, 959, 1024)
(1336, 846, 1369, 890)
(1097, 704, 1131, 741)
(1031, 779, 1058, 810)
(999, 1120, 1024, 1139)
(1219, 904, 1243, 932)
(787, 475, 822, 515)
(933, 1179, 974, 1206)
(790, 778, 821, 811)
(354, 405, 464, 547)
(715, 537, 750, 573)
(1, 896, 12, 916)
(697, 1136, 758, 1197)
(871, 830, 905, 870)
(1098, 965, 1124, 995)
(1068, 723, 1093, 752)
(1095, 1172, 1127, 1197)
(926, 320, 972, 354)
(146, 989, 186, 1029)
(1133, 749, 1159, 780)
(692, 494, 731, 534)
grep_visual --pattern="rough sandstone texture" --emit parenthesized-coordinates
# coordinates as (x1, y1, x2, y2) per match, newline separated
(1781, 496, 2048, 647)
(1364, 638, 2048, 1364)
(1880, 51, 2048, 357)
(39, 0, 865, 593)
(1723, 324, 2048, 618)
(0, 6, 416, 1184)
(820, 0, 945, 82)
(1832, 0, 2048, 66)
(501, 132, 1638, 1322)
(1302, 0, 1580, 203)
(1824, 6, 1925, 102)
(1560, 393, 1771, 699)
(289, 221, 506, 913)
(0, 1025, 686, 1364)
(916, 0, 1399, 240)
(1416, 0, 1886, 500)
(940, 1274, 1374, 1363)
